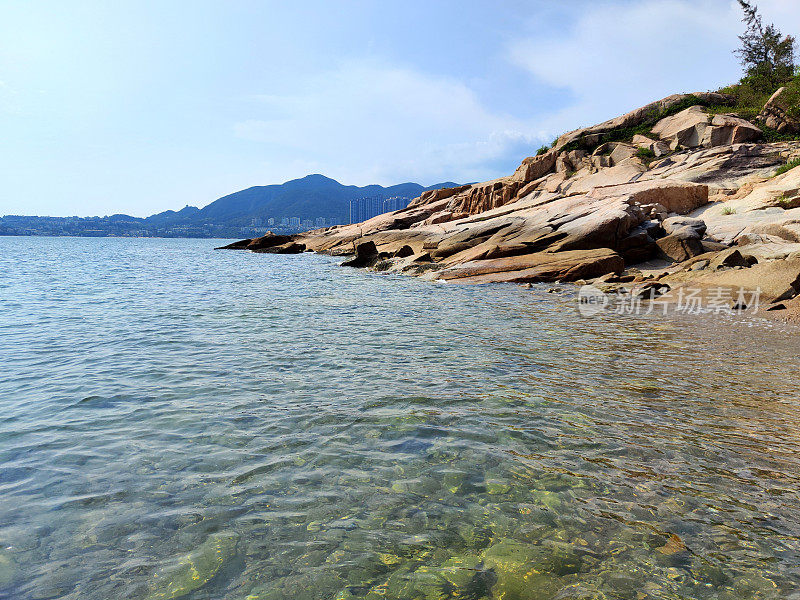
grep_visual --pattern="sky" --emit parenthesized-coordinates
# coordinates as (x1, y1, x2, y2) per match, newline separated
(1, 0, 799, 217)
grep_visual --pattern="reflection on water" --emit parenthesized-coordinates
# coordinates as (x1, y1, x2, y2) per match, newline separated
(1, 237, 799, 600)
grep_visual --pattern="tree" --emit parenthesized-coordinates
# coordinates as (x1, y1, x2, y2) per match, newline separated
(735, 0, 796, 92)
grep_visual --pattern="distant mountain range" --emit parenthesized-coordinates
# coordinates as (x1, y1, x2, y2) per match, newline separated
(0, 174, 460, 238)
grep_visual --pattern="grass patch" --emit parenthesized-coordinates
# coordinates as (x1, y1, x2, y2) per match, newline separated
(775, 193, 800, 209)
(721, 206, 737, 215)
(550, 74, 800, 160)
(775, 156, 800, 176)
(636, 147, 656, 160)
(559, 95, 709, 154)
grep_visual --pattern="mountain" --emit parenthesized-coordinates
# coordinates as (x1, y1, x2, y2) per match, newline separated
(196, 174, 460, 224)
(0, 174, 461, 238)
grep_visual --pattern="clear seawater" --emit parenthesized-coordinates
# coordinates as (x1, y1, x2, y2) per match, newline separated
(1, 236, 800, 600)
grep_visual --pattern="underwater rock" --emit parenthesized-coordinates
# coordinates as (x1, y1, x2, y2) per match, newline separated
(438, 554, 483, 588)
(146, 531, 239, 600)
(441, 469, 467, 493)
(485, 480, 511, 495)
(656, 533, 687, 555)
(0, 551, 16, 587)
(481, 539, 563, 599)
(532, 489, 563, 510)
(249, 572, 347, 600)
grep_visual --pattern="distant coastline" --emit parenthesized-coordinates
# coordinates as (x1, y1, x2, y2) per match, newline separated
(2, 175, 459, 240)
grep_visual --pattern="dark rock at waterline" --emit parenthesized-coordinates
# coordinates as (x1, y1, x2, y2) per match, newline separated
(342, 241, 380, 268)
(215, 238, 252, 250)
(248, 232, 295, 250)
(252, 241, 306, 254)
(215, 231, 295, 251)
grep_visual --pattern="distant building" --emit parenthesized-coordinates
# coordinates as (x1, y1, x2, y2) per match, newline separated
(289, 217, 301, 228)
(349, 196, 410, 224)
(315, 217, 327, 228)
(383, 196, 410, 213)
(267, 217, 275, 226)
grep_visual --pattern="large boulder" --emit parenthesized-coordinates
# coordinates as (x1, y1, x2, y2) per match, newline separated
(662, 216, 707, 237)
(247, 232, 295, 250)
(554, 92, 733, 151)
(689, 258, 800, 304)
(757, 87, 800, 134)
(437, 248, 625, 284)
(342, 241, 381, 267)
(701, 114, 762, 146)
(656, 227, 705, 262)
(651, 106, 710, 149)
(632, 134, 670, 157)
(609, 143, 637, 166)
(511, 149, 559, 184)
(589, 180, 709, 214)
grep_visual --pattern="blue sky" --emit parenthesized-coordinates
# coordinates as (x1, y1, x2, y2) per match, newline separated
(1, 0, 798, 217)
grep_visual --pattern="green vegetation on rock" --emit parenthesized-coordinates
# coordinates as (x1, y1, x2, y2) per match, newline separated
(775, 156, 800, 176)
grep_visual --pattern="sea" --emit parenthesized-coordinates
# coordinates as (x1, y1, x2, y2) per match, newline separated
(1, 236, 799, 600)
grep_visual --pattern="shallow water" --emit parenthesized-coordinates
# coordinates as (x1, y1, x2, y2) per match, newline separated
(1, 236, 800, 600)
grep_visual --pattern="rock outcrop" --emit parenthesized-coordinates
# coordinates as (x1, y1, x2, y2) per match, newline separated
(219, 90, 800, 315)
(757, 87, 800, 134)
(650, 106, 762, 150)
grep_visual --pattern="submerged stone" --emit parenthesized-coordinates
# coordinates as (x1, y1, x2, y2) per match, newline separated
(146, 531, 239, 600)
(0, 552, 16, 587)
(532, 490, 562, 510)
(481, 539, 563, 598)
(441, 469, 467, 493)
(486, 480, 512, 495)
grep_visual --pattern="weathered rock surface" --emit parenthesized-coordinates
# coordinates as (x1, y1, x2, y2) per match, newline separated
(651, 106, 762, 150)
(220, 91, 800, 299)
(553, 92, 732, 151)
(656, 227, 705, 262)
(757, 87, 800, 134)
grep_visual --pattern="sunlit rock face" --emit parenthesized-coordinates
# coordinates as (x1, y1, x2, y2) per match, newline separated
(222, 91, 800, 316)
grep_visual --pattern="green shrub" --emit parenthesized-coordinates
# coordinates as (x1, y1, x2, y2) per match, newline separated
(721, 206, 737, 215)
(775, 156, 800, 176)
(536, 145, 550, 156)
(636, 147, 656, 160)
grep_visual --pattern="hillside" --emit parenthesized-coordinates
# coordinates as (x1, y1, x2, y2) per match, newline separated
(196, 174, 460, 224)
(0, 175, 459, 238)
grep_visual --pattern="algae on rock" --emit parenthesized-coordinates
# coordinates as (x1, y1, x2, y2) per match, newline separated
(146, 530, 239, 600)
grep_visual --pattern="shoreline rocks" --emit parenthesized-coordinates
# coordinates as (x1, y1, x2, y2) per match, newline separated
(218, 91, 800, 319)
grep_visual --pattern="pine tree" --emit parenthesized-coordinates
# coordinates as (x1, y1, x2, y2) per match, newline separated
(734, 1, 796, 92)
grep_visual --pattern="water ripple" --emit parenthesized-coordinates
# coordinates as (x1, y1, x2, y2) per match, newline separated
(1, 237, 799, 599)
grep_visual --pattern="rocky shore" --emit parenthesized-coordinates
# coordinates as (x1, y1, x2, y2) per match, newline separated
(219, 89, 800, 319)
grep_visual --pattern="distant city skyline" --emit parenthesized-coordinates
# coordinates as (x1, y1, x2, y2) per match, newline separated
(2, 1, 799, 217)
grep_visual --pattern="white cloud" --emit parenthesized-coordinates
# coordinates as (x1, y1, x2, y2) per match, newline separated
(233, 0, 800, 188)
(233, 61, 546, 185)
(508, 0, 747, 137)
